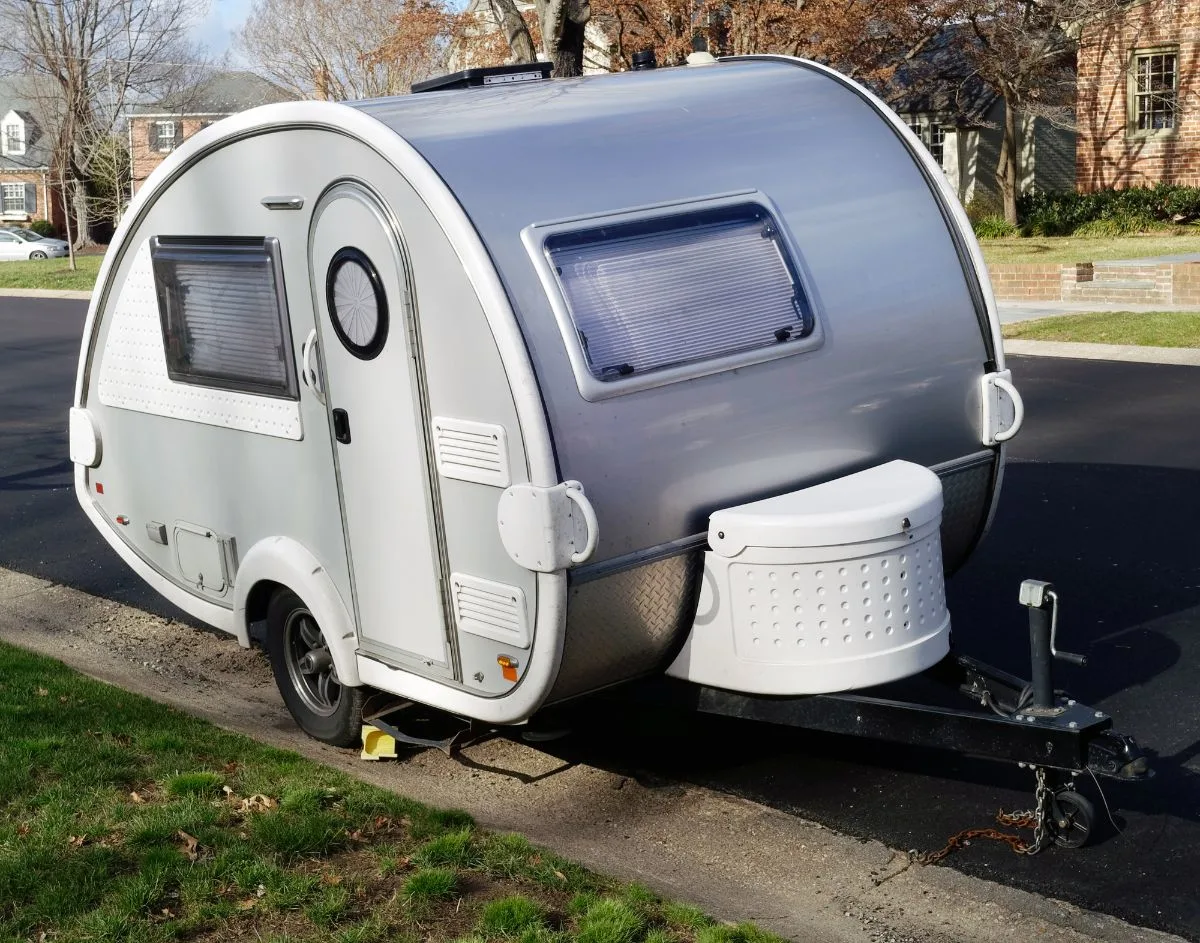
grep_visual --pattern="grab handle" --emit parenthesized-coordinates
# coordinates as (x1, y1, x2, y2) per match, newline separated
(301, 329, 324, 402)
(563, 481, 599, 564)
(991, 376, 1024, 443)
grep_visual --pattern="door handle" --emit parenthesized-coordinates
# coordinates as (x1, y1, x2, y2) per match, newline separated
(332, 408, 351, 444)
(300, 329, 325, 403)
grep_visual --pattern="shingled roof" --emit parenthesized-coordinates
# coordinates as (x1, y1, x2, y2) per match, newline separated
(0, 75, 56, 171)
(885, 27, 998, 127)
(128, 71, 298, 116)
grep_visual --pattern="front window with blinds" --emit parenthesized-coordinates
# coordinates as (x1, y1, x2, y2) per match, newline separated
(150, 237, 298, 398)
(1130, 49, 1178, 134)
(543, 202, 814, 388)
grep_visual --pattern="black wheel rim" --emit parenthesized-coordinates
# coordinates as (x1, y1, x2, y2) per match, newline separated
(283, 608, 341, 717)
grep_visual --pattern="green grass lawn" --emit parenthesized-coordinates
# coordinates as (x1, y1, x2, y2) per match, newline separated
(980, 232, 1200, 265)
(1002, 310, 1200, 347)
(0, 253, 102, 291)
(0, 642, 774, 943)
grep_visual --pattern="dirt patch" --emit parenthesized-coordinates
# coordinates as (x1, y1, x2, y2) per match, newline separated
(0, 568, 1183, 943)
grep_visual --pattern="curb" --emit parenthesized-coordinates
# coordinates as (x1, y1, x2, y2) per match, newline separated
(1004, 338, 1200, 366)
(0, 287, 93, 300)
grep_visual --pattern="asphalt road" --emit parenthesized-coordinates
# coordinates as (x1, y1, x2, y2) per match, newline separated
(3, 296, 1198, 939)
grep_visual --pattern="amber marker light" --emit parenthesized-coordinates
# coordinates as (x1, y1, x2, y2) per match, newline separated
(497, 655, 519, 683)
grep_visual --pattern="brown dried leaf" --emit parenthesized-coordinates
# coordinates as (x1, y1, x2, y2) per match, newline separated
(177, 830, 199, 861)
(36, 687, 49, 697)
(321, 873, 343, 886)
(237, 898, 258, 911)
(255, 883, 267, 898)
(554, 870, 567, 882)
(129, 791, 146, 804)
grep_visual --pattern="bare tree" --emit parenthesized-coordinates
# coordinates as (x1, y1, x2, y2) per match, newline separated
(955, 0, 1123, 223)
(240, 0, 436, 100)
(0, 0, 211, 245)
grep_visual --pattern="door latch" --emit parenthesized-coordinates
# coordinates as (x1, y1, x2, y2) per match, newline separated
(332, 408, 351, 444)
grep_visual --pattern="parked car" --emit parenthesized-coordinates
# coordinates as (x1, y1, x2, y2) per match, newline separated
(0, 227, 69, 260)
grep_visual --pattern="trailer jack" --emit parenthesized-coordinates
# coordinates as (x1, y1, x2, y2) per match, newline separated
(661, 579, 1151, 850)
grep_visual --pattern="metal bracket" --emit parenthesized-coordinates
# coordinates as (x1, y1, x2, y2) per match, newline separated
(497, 480, 598, 572)
(981, 370, 1024, 446)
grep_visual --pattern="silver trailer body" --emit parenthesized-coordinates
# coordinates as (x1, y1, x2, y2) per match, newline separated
(71, 57, 1023, 743)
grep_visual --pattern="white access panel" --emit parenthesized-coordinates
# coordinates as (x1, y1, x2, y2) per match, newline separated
(311, 184, 449, 670)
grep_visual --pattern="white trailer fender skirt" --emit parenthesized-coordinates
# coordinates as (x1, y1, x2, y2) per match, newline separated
(233, 537, 361, 688)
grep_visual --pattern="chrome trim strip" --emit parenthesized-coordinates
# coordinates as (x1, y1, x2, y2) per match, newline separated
(572, 533, 708, 584)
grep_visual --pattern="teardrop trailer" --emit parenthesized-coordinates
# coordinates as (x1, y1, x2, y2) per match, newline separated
(71, 57, 1147, 850)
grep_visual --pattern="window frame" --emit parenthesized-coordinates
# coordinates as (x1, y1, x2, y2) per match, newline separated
(155, 120, 178, 152)
(522, 190, 823, 402)
(150, 235, 300, 400)
(2, 122, 23, 156)
(1, 183, 25, 214)
(1128, 46, 1179, 138)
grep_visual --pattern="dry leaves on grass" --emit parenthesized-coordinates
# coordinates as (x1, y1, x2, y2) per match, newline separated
(176, 830, 200, 861)
(221, 785, 278, 815)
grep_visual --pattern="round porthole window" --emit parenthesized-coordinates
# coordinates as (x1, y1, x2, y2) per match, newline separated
(327, 247, 388, 360)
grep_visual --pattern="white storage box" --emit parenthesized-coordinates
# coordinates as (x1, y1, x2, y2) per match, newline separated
(667, 461, 951, 694)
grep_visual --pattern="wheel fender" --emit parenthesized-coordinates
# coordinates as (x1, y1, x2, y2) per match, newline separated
(233, 537, 361, 688)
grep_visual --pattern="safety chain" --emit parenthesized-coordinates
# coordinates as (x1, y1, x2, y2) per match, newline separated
(915, 767, 1052, 864)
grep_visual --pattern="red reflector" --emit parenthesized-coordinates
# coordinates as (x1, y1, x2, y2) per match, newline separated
(115, 516, 129, 526)
(95, 482, 104, 494)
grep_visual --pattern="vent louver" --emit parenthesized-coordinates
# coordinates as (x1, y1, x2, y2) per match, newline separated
(432, 417, 510, 487)
(451, 574, 529, 648)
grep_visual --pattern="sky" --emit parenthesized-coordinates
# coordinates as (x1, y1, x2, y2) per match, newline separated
(193, 0, 254, 62)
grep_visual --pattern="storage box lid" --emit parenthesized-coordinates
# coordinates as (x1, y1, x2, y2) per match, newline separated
(708, 460, 943, 557)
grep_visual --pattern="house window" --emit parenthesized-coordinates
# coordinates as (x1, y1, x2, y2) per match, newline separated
(155, 121, 177, 152)
(150, 237, 298, 398)
(543, 201, 814, 389)
(3, 123, 23, 155)
(1130, 49, 1178, 133)
(907, 120, 946, 167)
(2, 183, 25, 214)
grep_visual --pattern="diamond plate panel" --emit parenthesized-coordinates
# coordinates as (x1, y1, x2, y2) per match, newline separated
(938, 455, 996, 573)
(548, 552, 702, 703)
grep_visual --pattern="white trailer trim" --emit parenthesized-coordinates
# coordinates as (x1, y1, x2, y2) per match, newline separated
(73, 101, 568, 723)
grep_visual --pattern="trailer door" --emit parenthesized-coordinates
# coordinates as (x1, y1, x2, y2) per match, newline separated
(310, 182, 452, 677)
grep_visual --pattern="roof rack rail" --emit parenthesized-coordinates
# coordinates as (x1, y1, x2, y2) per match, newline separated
(412, 63, 554, 94)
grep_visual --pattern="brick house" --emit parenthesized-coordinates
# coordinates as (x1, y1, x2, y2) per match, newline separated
(128, 72, 297, 194)
(1077, 0, 1200, 191)
(0, 76, 66, 234)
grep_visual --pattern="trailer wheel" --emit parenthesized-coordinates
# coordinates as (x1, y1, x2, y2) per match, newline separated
(1048, 788, 1095, 849)
(266, 588, 364, 747)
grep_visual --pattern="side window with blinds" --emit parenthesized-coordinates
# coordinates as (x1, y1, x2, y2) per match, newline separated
(535, 198, 819, 400)
(150, 237, 298, 398)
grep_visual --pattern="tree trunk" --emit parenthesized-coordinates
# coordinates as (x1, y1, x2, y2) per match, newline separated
(70, 176, 93, 249)
(489, 0, 536, 63)
(554, 15, 587, 75)
(998, 90, 1019, 226)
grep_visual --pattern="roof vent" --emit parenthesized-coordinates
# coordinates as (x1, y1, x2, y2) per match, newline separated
(412, 63, 553, 94)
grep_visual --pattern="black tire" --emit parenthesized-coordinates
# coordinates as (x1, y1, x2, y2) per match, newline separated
(266, 588, 365, 747)
(29, 250, 47, 260)
(1049, 788, 1095, 849)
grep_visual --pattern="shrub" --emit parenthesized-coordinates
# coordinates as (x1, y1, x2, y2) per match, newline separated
(1016, 183, 1200, 236)
(28, 219, 56, 238)
(973, 215, 1017, 238)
